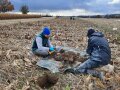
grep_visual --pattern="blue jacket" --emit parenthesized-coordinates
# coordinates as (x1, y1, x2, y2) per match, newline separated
(86, 32, 111, 65)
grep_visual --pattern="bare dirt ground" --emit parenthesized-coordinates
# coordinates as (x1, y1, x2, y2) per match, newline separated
(0, 17, 120, 90)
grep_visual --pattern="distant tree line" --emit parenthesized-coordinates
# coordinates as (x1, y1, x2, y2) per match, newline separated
(41, 14, 53, 17)
(104, 14, 120, 18)
(77, 14, 120, 19)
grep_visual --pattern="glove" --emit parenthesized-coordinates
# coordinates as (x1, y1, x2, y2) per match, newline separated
(49, 47, 55, 51)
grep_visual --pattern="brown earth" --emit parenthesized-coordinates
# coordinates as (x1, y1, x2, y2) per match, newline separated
(0, 17, 120, 90)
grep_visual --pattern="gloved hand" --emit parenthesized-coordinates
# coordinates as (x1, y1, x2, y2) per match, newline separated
(49, 47, 55, 52)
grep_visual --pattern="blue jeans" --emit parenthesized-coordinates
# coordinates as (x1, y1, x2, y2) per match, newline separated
(33, 47, 62, 57)
(75, 59, 102, 75)
(33, 49, 49, 56)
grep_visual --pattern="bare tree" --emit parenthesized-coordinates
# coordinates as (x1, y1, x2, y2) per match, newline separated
(0, 0, 14, 12)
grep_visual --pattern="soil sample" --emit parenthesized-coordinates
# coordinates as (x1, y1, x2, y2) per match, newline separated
(36, 73, 59, 89)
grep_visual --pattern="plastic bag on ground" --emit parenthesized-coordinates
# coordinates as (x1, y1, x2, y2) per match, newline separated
(36, 59, 63, 73)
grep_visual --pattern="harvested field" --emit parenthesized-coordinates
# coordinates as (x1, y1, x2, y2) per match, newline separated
(0, 17, 120, 90)
(0, 13, 41, 20)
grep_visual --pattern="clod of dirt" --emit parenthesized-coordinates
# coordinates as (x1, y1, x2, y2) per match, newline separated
(54, 50, 87, 63)
(36, 73, 59, 89)
(25, 33, 32, 40)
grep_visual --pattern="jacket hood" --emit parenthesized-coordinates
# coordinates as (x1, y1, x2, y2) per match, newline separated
(91, 32, 104, 37)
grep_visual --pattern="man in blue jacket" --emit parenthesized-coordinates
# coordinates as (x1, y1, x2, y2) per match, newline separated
(32, 27, 54, 57)
(64, 29, 111, 79)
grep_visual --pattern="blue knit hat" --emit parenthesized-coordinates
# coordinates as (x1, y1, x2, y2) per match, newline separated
(87, 29, 95, 37)
(43, 27, 51, 35)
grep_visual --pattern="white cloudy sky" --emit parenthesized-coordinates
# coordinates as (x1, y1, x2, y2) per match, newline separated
(10, 0, 120, 16)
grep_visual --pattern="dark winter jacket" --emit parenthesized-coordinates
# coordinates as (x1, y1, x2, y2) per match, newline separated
(32, 33, 49, 52)
(86, 32, 111, 65)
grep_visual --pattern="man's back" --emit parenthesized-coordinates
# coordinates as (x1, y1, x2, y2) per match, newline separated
(87, 32, 111, 65)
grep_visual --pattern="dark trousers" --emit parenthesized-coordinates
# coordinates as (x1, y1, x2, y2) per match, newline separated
(74, 59, 102, 77)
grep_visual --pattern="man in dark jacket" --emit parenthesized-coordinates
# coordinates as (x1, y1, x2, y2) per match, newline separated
(64, 29, 111, 79)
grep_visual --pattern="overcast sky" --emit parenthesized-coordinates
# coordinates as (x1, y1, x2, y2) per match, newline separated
(10, 0, 120, 16)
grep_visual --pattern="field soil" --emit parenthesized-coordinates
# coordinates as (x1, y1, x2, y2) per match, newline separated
(0, 17, 120, 90)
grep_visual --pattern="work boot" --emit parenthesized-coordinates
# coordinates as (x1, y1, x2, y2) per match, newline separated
(64, 68, 80, 74)
(98, 72, 105, 81)
(42, 55, 50, 60)
(86, 70, 104, 81)
(64, 68, 75, 74)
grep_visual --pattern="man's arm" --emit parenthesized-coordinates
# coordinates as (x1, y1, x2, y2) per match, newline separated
(48, 40, 53, 48)
(36, 37, 49, 51)
(86, 38, 93, 55)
